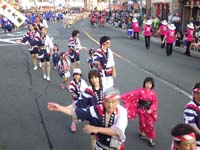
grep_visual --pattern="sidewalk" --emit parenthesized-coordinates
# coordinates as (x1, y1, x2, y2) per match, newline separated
(107, 23, 200, 58)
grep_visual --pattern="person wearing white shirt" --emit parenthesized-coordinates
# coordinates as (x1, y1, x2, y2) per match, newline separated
(39, 14, 48, 29)
(38, 27, 53, 81)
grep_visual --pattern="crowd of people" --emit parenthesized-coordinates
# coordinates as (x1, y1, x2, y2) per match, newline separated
(12, 9, 200, 150)
(124, 17, 197, 56)
(104, 9, 200, 57)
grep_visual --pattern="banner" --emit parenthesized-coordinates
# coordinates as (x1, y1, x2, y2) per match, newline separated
(0, 1, 26, 27)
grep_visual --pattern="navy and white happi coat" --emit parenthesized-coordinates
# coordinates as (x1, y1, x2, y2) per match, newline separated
(67, 37, 82, 59)
(184, 100, 200, 148)
(37, 34, 54, 60)
(75, 86, 104, 108)
(21, 30, 40, 48)
(68, 79, 88, 101)
(74, 104, 128, 149)
(93, 48, 115, 91)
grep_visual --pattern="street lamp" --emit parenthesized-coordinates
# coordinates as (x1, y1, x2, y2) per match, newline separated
(109, 0, 112, 18)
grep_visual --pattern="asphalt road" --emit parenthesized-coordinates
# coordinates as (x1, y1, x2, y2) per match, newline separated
(0, 19, 199, 150)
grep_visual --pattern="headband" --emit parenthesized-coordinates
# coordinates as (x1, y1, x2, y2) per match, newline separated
(104, 94, 121, 100)
(174, 132, 195, 142)
(193, 88, 200, 93)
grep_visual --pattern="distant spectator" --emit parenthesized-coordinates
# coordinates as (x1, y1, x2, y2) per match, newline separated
(175, 31, 184, 47)
(172, 13, 181, 32)
(168, 12, 173, 24)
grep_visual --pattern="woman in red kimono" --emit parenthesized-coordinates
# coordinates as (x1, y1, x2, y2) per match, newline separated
(121, 77, 158, 147)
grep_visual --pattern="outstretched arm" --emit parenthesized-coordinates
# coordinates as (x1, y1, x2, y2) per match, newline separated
(48, 102, 73, 116)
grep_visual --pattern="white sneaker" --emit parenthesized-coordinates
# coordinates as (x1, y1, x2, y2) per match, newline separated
(33, 66, 38, 71)
(46, 76, 50, 81)
(43, 74, 47, 79)
(39, 62, 42, 68)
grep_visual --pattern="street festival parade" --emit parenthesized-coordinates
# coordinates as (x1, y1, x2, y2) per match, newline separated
(1, 0, 200, 150)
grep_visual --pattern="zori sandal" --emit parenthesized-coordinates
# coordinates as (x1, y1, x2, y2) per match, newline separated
(148, 139, 155, 147)
(139, 133, 146, 140)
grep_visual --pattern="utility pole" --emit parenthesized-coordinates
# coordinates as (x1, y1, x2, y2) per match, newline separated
(109, 0, 112, 18)
(53, 0, 55, 8)
(34, 0, 37, 10)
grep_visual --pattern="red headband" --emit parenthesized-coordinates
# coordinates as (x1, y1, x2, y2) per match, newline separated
(104, 94, 120, 100)
(193, 88, 200, 93)
(174, 132, 195, 141)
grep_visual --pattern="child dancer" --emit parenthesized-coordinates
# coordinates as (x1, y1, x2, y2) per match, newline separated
(121, 77, 158, 147)
(58, 52, 71, 90)
(68, 68, 88, 132)
(52, 43, 60, 69)
(87, 48, 95, 70)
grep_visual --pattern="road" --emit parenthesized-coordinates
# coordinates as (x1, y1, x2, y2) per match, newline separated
(0, 19, 199, 150)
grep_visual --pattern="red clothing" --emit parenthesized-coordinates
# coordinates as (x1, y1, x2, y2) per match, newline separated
(186, 28, 194, 42)
(100, 16, 105, 24)
(132, 22, 140, 32)
(121, 88, 158, 138)
(143, 25, 152, 36)
(159, 25, 167, 36)
(166, 29, 176, 44)
(90, 16, 97, 23)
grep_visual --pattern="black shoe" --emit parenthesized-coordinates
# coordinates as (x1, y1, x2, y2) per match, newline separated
(184, 53, 190, 56)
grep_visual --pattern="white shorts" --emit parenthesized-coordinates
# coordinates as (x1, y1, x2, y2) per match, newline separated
(64, 71, 70, 78)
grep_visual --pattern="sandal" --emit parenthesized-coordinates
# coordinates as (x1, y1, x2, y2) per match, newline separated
(71, 122, 77, 132)
(148, 139, 155, 147)
(139, 133, 146, 140)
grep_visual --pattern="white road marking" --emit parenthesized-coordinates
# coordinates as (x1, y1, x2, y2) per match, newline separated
(0, 39, 18, 44)
(0, 43, 16, 46)
(0, 31, 24, 46)
(84, 30, 192, 99)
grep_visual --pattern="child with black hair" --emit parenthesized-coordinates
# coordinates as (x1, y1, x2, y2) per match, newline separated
(175, 31, 184, 47)
(52, 43, 60, 69)
(87, 48, 95, 70)
(121, 77, 158, 147)
(68, 68, 88, 132)
(58, 52, 71, 90)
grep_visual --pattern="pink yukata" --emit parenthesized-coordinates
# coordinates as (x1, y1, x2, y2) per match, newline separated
(121, 88, 158, 139)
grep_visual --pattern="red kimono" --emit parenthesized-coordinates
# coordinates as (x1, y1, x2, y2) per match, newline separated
(121, 88, 158, 138)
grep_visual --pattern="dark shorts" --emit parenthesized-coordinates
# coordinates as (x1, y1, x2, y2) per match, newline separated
(38, 49, 50, 62)
(30, 48, 38, 54)
(69, 51, 80, 63)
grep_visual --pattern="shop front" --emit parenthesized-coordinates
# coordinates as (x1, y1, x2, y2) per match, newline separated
(151, 0, 170, 20)
(182, 0, 200, 31)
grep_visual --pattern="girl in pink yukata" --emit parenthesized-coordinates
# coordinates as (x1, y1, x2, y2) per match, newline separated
(121, 77, 158, 147)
